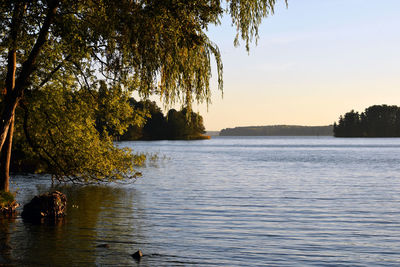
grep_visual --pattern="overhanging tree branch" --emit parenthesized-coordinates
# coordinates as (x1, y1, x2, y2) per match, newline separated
(37, 54, 71, 89)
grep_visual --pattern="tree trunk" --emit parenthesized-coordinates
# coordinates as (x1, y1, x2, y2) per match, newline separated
(0, 0, 60, 192)
(0, 116, 14, 192)
(0, 2, 19, 191)
(0, 1, 24, 164)
(0, 93, 20, 152)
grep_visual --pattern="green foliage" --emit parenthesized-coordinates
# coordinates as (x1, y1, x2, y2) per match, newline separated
(229, 0, 285, 50)
(166, 108, 206, 139)
(12, 84, 146, 183)
(0, 191, 15, 208)
(334, 105, 400, 137)
(95, 81, 147, 136)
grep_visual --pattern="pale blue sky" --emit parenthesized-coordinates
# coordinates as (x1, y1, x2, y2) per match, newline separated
(195, 0, 400, 130)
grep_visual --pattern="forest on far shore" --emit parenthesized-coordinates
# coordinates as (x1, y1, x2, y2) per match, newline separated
(220, 125, 333, 136)
(334, 105, 400, 137)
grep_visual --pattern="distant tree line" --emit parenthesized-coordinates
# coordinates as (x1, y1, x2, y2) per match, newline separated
(119, 100, 207, 141)
(334, 105, 400, 137)
(220, 125, 333, 136)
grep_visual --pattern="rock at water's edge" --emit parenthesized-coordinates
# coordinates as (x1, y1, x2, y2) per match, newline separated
(131, 250, 143, 260)
(21, 191, 66, 221)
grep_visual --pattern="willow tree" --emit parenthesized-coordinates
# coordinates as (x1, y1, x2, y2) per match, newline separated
(0, 0, 284, 191)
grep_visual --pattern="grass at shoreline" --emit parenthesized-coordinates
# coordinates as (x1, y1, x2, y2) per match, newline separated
(0, 191, 18, 213)
(185, 134, 211, 140)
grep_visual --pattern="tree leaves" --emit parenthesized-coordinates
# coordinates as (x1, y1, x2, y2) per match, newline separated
(13, 83, 145, 183)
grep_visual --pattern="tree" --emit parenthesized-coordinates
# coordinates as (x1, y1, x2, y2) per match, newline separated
(334, 105, 400, 137)
(1, 0, 284, 191)
(120, 102, 207, 140)
(173, 108, 206, 139)
(333, 110, 362, 137)
(138, 100, 167, 140)
(11, 83, 147, 183)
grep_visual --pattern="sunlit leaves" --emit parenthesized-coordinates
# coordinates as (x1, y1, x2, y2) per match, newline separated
(14, 83, 145, 183)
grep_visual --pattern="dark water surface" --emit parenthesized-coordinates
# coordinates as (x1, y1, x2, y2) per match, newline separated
(2, 136, 400, 266)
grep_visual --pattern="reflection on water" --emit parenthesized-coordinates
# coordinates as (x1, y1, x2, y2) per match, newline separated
(2, 181, 147, 266)
(0, 216, 14, 264)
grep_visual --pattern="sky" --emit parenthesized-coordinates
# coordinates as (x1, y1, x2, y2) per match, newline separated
(170, 0, 400, 131)
(199, 0, 400, 130)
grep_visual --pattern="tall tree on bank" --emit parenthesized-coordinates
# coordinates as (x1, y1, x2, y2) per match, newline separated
(0, 0, 284, 191)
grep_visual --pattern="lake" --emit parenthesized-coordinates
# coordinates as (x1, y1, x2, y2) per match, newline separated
(2, 136, 400, 266)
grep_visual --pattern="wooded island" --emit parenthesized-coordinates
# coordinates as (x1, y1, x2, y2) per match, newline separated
(119, 100, 208, 141)
(334, 105, 400, 137)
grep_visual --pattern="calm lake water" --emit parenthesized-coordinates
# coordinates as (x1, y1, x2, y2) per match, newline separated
(2, 136, 400, 266)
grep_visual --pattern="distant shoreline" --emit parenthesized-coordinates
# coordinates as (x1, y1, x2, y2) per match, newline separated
(218, 125, 333, 136)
